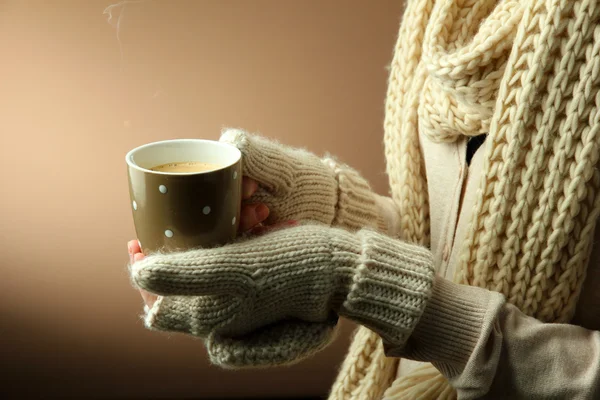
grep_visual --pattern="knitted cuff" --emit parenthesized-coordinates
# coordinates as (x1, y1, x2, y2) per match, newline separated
(386, 277, 504, 378)
(205, 318, 339, 368)
(323, 157, 381, 231)
(339, 230, 435, 348)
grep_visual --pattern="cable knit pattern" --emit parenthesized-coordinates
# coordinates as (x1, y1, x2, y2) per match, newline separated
(133, 224, 435, 368)
(330, 1, 600, 399)
(220, 129, 384, 232)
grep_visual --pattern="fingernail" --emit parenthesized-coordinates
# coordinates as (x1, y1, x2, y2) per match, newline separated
(256, 203, 269, 221)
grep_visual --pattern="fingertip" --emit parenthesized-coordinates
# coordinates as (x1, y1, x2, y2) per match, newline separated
(134, 253, 145, 262)
(128, 239, 142, 255)
(127, 240, 135, 254)
(242, 177, 258, 199)
(256, 203, 269, 221)
(239, 203, 260, 232)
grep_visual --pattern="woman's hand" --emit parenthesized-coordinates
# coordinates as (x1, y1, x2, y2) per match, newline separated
(219, 129, 381, 230)
(128, 176, 270, 309)
(130, 223, 435, 368)
(237, 177, 270, 232)
(127, 239, 156, 308)
(125, 130, 394, 368)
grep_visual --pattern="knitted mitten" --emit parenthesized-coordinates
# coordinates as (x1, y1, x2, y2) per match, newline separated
(132, 224, 435, 367)
(220, 129, 385, 231)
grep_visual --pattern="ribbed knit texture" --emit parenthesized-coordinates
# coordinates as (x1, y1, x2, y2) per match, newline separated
(330, 1, 600, 399)
(220, 129, 385, 232)
(133, 224, 435, 368)
(390, 277, 495, 378)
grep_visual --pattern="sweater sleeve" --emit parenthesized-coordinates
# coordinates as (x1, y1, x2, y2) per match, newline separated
(386, 276, 600, 399)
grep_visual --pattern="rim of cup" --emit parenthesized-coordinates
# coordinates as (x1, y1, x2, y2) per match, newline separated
(125, 139, 241, 176)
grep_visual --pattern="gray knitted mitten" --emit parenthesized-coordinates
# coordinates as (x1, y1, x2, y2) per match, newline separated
(219, 129, 385, 231)
(132, 224, 435, 367)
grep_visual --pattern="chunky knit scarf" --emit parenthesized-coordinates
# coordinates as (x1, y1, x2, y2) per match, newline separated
(328, 0, 600, 399)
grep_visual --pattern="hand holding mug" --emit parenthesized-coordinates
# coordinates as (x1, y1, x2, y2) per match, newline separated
(129, 175, 272, 309)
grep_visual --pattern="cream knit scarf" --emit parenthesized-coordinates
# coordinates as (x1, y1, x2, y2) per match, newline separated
(328, 0, 600, 399)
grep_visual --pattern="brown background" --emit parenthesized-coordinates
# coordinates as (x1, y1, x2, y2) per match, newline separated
(0, 1, 404, 398)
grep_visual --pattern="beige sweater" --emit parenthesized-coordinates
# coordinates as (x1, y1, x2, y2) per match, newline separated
(374, 135, 600, 399)
(327, 0, 600, 398)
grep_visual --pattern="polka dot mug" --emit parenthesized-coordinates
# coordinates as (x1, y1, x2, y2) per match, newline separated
(126, 139, 242, 254)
